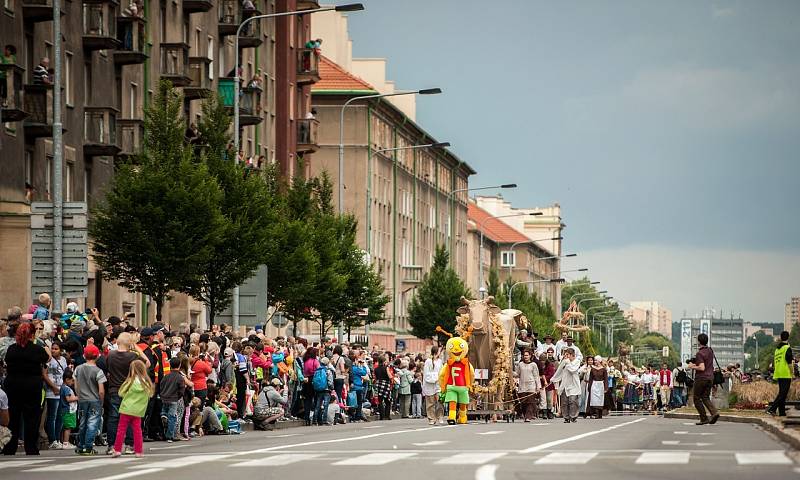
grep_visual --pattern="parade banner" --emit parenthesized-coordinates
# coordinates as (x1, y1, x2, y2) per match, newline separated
(700, 318, 711, 346)
(681, 318, 693, 364)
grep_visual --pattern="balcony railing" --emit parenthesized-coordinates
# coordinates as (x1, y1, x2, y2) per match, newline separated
(22, 0, 55, 23)
(296, 118, 319, 153)
(0, 64, 28, 122)
(218, 0, 261, 39)
(183, 0, 213, 14)
(218, 77, 263, 126)
(401, 265, 423, 284)
(296, 0, 321, 11)
(297, 48, 321, 85)
(114, 16, 147, 65)
(84, 107, 119, 156)
(160, 43, 191, 87)
(184, 56, 212, 100)
(83, 2, 120, 51)
(23, 84, 58, 139)
(117, 118, 144, 159)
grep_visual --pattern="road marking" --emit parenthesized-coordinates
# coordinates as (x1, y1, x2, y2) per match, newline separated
(535, 452, 598, 464)
(476, 431, 504, 436)
(475, 464, 498, 480)
(90, 469, 164, 480)
(735, 451, 792, 465)
(674, 431, 716, 436)
(0, 459, 52, 469)
(232, 454, 323, 466)
(267, 433, 302, 438)
(437, 452, 507, 465)
(412, 440, 450, 446)
(132, 455, 229, 469)
(519, 417, 647, 453)
(635, 452, 690, 464)
(333, 452, 417, 465)
(25, 458, 136, 472)
(363, 425, 384, 429)
(662, 441, 712, 446)
(149, 444, 190, 450)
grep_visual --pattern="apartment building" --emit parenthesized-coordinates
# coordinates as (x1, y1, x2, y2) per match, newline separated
(785, 297, 800, 333)
(0, 0, 318, 327)
(625, 301, 673, 339)
(466, 201, 560, 309)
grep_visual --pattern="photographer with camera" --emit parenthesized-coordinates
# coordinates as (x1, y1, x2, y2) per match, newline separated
(687, 333, 719, 425)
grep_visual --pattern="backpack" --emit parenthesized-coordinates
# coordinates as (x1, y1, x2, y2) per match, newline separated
(312, 366, 329, 392)
(675, 369, 687, 384)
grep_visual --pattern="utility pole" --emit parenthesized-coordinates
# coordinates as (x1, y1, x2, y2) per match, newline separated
(52, 0, 64, 312)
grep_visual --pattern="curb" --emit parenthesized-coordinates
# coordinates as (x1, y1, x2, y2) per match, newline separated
(664, 412, 800, 450)
(240, 419, 306, 432)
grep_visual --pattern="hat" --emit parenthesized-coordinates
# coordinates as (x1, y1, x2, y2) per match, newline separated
(107, 316, 121, 326)
(544, 335, 553, 341)
(224, 347, 234, 358)
(519, 329, 528, 336)
(140, 327, 155, 337)
(83, 344, 100, 359)
(594, 355, 603, 362)
(566, 336, 574, 342)
(320, 356, 330, 365)
(270, 378, 282, 387)
(151, 323, 166, 333)
(66, 302, 79, 314)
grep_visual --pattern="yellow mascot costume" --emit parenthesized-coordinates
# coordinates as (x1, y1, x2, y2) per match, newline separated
(436, 326, 475, 425)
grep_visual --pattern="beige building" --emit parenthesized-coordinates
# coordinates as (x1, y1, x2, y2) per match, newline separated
(626, 301, 673, 339)
(785, 297, 800, 332)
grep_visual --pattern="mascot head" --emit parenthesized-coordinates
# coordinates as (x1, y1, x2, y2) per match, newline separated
(436, 326, 473, 362)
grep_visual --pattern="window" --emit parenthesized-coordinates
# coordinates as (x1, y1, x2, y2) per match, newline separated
(4, 0, 14, 13)
(84, 63, 92, 105)
(129, 82, 138, 118)
(207, 37, 214, 80)
(65, 161, 74, 201)
(24, 151, 33, 185)
(501, 251, 516, 268)
(45, 156, 52, 199)
(195, 28, 202, 56)
(65, 52, 73, 106)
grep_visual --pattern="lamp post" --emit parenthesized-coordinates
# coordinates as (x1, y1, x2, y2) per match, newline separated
(445, 183, 517, 262)
(568, 290, 606, 306)
(504, 239, 566, 280)
(338, 88, 441, 216)
(366, 141, 449, 341)
(478, 212, 540, 298)
(231, 3, 364, 331)
(234, 3, 364, 155)
(508, 278, 565, 309)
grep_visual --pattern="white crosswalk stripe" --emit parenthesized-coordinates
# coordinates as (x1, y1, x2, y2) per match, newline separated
(536, 452, 598, 464)
(0, 459, 52, 469)
(24, 458, 136, 472)
(735, 451, 792, 465)
(131, 454, 230, 469)
(232, 454, 323, 467)
(436, 452, 507, 465)
(635, 452, 691, 464)
(333, 452, 417, 465)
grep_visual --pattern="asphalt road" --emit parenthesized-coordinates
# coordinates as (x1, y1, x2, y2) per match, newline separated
(1, 414, 797, 480)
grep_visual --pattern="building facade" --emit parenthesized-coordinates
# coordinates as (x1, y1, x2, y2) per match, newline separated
(0, 0, 315, 328)
(680, 308, 745, 367)
(626, 301, 673, 339)
(785, 296, 800, 332)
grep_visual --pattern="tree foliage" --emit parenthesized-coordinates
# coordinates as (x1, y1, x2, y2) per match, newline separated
(408, 245, 471, 340)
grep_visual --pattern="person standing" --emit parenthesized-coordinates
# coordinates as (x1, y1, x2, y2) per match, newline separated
(767, 330, 793, 417)
(687, 333, 719, 425)
(551, 347, 581, 423)
(106, 332, 148, 455)
(587, 356, 608, 419)
(514, 350, 541, 422)
(74, 344, 107, 454)
(2, 323, 49, 455)
(43, 341, 67, 448)
(658, 363, 672, 411)
(112, 360, 154, 458)
(422, 346, 444, 425)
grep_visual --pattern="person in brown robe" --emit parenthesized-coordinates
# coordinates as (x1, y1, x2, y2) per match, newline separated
(586, 357, 609, 419)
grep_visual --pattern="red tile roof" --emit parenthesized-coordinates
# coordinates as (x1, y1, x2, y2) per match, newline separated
(468, 203, 530, 244)
(312, 55, 378, 93)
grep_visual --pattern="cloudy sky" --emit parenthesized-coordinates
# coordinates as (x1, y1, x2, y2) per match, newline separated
(338, 0, 800, 324)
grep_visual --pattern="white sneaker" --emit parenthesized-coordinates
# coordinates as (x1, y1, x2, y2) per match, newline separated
(62, 442, 76, 450)
(49, 441, 62, 449)
(124, 446, 135, 455)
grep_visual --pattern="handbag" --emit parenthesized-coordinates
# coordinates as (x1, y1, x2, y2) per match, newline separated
(711, 349, 725, 385)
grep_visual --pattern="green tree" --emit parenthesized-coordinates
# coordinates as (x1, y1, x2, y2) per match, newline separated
(90, 81, 224, 322)
(486, 268, 501, 298)
(629, 332, 680, 368)
(181, 96, 280, 325)
(408, 245, 471, 340)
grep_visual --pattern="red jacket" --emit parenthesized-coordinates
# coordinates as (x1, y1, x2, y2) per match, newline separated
(659, 369, 672, 386)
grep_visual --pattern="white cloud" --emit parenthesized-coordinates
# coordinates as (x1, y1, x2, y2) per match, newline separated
(571, 244, 800, 324)
(713, 6, 736, 18)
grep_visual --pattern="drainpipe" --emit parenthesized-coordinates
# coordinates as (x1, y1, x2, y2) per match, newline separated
(52, 0, 63, 311)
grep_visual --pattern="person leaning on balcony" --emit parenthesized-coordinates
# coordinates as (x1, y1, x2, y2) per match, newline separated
(33, 57, 51, 85)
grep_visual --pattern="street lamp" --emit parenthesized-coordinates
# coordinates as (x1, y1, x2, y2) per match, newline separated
(338, 87, 442, 216)
(567, 289, 606, 305)
(479, 212, 541, 298)
(233, 3, 364, 153)
(444, 183, 517, 263)
(505, 237, 565, 280)
(508, 278, 565, 309)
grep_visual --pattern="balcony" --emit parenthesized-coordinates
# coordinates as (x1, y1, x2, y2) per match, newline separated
(184, 56, 212, 100)
(23, 84, 57, 139)
(218, 0, 261, 42)
(297, 48, 321, 85)
(160, 43, 191, 87)
(82, 2, 120, 51)
(183, 0, 213, 14)
(218, 77, 262, 126)
(116, 118, 144, 160)
(401, 265, 423, 284)
(0, 64, 29, 122)
(296, 0, 320, 10)
(22, 0, 58, 23)
(84, 107, 120, 156)
(114, 16, 147, 65)
(296, 118, 319, 153)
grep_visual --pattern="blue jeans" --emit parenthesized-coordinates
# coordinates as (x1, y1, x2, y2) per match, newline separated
(160, 401, 180, 440)
(77, 400, 103, 450)
(314, 391, 330, 425)
(45, 398, 63, 443)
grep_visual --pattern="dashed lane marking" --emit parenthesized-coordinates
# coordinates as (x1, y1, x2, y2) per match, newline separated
(635, 452, 690, 464)
(231, 454, 323, 466)
(735, 452, 792, 465)
(25, 458, 136, 472)
(535, 452, 598, 464)
(519, 417, 647, 453)
(476, 431, 504, 435)
(333, 452, 417, 465)
(437, 452, 507, 465)
(412, 440, 451, 446)
(0, 459, 52, 469)
(475, 464, 498, 480)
